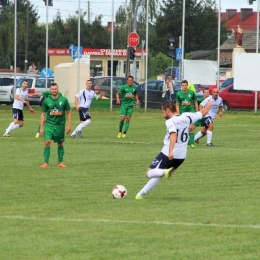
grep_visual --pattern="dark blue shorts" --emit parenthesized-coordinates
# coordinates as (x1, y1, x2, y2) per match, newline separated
(79, 107, 91, 121)
(149, 152, 185, 170)
(12, 108, 24, 121)
(202, 116, 214, 128)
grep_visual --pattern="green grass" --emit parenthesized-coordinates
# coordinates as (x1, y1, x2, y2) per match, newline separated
(0, 104, 260, 259)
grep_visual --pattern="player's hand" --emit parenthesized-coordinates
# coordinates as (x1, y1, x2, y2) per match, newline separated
(40, 129, 44, 136)
(168, 152, 174, 160)
(116, 99, 120, 105)
(136, 99, 140, 105)
(30, 108, 35, 114)
(66, 125, 71, 134)
(76, 105, 80, 111)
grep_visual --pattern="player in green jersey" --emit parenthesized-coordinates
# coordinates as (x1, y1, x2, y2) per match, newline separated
(116, 75, 139, 139)
(39, 83, 71, 168)
(176, 80, 198, 148)
(28, 90, 63, 138)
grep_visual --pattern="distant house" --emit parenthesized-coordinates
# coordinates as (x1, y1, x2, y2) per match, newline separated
(220, 8, 260, 67)
(192, 8, 260, 67)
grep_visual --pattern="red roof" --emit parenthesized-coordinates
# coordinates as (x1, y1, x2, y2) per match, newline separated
(221, 10, 260, 30)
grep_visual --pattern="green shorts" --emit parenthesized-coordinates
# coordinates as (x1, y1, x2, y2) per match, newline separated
(119, 104, 134, 116)
(44, 123, 65, 143)
(194, 119, 202, 127)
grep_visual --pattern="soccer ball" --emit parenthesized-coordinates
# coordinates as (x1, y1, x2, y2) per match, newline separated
(112, 185, 127, 199)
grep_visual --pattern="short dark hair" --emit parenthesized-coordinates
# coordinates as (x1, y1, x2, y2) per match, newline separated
(161, 100, 176, 112)
(181, 79, 188, 85)
(50, 83, 58, 87)
(203, 88, 210, 93)
(127, 75, 134, 80)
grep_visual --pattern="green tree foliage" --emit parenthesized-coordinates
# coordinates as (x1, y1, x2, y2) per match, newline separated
(49, 13, 110, 49)
(148, 52, 175, 78)
(154, 0, 228, 55)
(0, 0, 40, 69)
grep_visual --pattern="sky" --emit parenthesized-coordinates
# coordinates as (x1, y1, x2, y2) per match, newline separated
(29, 0, 258, 25)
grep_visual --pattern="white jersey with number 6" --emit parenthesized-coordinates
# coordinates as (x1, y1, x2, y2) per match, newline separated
(161, 112, 202, 159)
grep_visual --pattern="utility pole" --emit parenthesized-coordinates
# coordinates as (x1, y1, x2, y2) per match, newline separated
(87, 1, 90, 24)
(125, 0, 134, 78)
(24, 1, 29, 73)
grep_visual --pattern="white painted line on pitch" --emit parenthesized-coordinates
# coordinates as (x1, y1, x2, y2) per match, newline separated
(0, 215, 259, 230)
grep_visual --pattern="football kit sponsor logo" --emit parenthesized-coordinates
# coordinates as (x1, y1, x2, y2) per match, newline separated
(50, 108, 62, 116)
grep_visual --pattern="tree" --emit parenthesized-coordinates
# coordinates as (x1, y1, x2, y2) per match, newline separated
(0, 0, 40, 70)
(154, 0, 228, 56)
(148, 52, 174, 78)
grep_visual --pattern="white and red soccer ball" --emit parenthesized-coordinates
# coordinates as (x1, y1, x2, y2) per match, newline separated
(112, 185, 127, 199)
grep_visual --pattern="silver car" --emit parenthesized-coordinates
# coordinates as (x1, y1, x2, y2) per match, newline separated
(0, 76, 24, 104)
(10, 76, 54, 105)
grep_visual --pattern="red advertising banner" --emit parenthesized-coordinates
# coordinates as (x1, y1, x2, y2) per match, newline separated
(48, 48, 143, 57)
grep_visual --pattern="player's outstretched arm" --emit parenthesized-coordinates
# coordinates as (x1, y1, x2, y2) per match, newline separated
(200, 101, 212, 117)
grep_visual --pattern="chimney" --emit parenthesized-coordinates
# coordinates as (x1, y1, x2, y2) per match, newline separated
(240, 8, 253, 21)
(107, 22, 112, 31)
(226, 9, 237, 20)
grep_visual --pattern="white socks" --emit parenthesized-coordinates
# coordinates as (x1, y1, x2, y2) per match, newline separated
(72, 120, 91, 135)
(137, 168, 166, 196)
(6, 122, 19, 133)
(137, 178, 161, 196)
(207, 130, 212, 144)
(195, 131, 204, 141)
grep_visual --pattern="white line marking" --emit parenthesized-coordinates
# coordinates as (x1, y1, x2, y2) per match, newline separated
(0, 215, 259, 229)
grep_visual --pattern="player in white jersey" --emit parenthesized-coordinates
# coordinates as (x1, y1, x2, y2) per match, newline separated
(71, 80, 104, 138)
(135, 100, 212, 199)
(3, 80, 34, 137)
(194, 88, 223, 146)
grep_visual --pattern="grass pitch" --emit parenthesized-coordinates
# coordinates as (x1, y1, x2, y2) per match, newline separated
(0, 103, 260, 259)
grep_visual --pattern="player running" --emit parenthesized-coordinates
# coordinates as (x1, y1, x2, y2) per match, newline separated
(71, 80, 104, 138)
(3, 80, 34, 137)
(194, 88, 223, 146)
(135, 100, 212, 199)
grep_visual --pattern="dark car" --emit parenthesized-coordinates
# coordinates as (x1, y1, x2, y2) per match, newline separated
(90, 76, 139, 98)
(136, 80, 203, 109)
(219, 84, 260, 111)
(221, 78, 233, 89)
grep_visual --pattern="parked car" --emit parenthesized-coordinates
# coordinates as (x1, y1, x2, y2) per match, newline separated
(10, 76, 54, 105)
(90, 76, 139, 99)
(136, 80, 203, 109)
(219, 84, 260, 111)
(220, 78, 233, 90)
(0, 76, 15, 104)
(0, 75, 27, 104)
